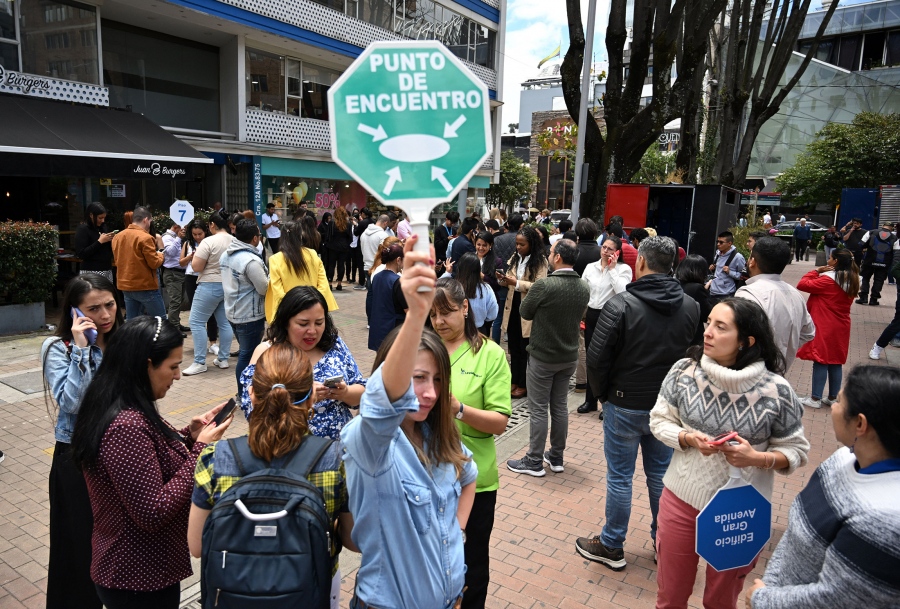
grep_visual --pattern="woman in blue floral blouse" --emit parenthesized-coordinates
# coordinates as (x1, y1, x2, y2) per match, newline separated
(239, 286, 365, 438)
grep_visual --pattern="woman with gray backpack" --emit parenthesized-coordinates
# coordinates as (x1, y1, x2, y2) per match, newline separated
(188, 342, 357, 609)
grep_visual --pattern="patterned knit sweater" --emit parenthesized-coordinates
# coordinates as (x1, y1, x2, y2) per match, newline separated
(650, 356, 810, 511)
(752, 448, 900, 609)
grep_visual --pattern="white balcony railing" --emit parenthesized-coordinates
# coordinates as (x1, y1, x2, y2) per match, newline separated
(222, 0, 497, 90)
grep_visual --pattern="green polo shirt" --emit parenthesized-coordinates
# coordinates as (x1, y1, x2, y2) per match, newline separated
(450, 339, 512, 492)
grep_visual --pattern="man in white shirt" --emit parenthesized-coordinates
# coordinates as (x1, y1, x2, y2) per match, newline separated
(763, 211, 772, 226)
(735, 237, 815, 371)
(549, 219, 573, 245)
(361, 214, 389, 286)
(261, 203, 281, 253)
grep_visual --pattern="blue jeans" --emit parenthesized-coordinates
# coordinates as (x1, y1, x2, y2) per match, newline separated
(600, 403, 673, 549)
(123, 289, 166, 320)
(233, 318, 265, 390)
(491, 294, 507, 342)
(188, 282, 233, 366)
(811, 362, 842, 399)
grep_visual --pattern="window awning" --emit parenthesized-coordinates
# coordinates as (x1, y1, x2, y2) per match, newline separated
(0, 94, 213, 179)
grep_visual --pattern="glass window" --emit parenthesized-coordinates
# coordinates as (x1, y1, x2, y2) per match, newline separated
(360, 0, 393, 31)
(0, 41, 17, 68)
(861, 32, 886, 69)
(887, 31, 900, 66)
(103, 20, 220, 131)
(287, 58, 302, 116)
(246, 47, 285, 113)
(19, 0, 98, 83)
(0, 0, 15, 40)
(301, 63, 340, 120)
(310, 0, 344, 11)
(838, 34, 861, 70)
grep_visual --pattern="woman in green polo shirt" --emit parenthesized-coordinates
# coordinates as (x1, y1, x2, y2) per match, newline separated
(429, 277, 512, 609)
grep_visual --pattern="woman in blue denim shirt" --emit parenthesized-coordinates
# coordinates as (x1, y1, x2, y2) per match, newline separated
(341, 236, 478, 609)
(41, 274, 122, 609)
(239, 286, 365, 439)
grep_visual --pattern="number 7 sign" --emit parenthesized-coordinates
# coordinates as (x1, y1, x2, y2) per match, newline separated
(170, 200, 194, 227)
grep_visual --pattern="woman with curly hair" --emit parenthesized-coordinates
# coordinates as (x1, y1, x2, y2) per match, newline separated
(499, 225, 548, 398)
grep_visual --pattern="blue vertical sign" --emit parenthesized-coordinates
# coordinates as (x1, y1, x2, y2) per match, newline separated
(696, 478, 771, 572)
(251, 156, 263, 226)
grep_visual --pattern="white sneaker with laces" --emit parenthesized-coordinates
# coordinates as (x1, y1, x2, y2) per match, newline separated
(182, 363, 208, 376)
(208, 344, 220, 356)
(800, 396, 822, 409)
(820, 397, 836, 407)
(869, 344, 884, 360)
(213, 359, 229, 369)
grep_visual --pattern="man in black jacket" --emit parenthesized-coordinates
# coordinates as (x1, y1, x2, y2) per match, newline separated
(575, 236, 699, 571)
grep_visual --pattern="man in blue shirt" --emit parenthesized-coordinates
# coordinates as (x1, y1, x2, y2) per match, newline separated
(792, 218, 813, 262)
(707, 231, 746, 303)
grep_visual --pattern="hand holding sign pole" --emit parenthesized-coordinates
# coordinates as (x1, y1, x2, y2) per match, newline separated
(328, 41, 492, 288)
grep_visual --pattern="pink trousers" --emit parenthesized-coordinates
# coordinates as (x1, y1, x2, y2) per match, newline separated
(655, 488, 758, 609)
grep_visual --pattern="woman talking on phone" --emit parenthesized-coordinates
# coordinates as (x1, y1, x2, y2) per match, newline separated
(578, 234, 631, 416)
(341, 236, 477, 609)
(649, 299, 810, 609)
(70, 317, 231, 608)
(41, 274, 123, 609)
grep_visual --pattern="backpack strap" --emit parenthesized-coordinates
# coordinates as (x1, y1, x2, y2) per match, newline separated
(282, 436, 334, 478)
(228, 435, 333, 478)
(724, 248, 738, 268)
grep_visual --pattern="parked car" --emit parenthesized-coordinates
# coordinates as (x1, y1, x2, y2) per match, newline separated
(550, 210, 571, 227)
(774, 220, 828, 235)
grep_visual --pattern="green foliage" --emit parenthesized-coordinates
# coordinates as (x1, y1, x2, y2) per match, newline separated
(632, 146, 675, 184)
(0, 221, 59, 305)
(778, 112, 900, 205)
(535, 122, 578, 163)
(486, 150, 539, 209)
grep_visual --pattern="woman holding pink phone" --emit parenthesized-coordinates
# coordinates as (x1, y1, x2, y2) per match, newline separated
(649, 298, 810, 609)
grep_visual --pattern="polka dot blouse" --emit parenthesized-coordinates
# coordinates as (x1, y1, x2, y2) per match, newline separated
(83, 408, 206, 591)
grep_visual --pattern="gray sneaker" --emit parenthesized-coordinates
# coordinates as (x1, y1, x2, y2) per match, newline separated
(506, 456, 545, 477)
(543, 451, 564, 473)
(891, 337, 900, 348)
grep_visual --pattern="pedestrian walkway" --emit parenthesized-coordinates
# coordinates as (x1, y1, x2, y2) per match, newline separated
(0, 258, 896, 608)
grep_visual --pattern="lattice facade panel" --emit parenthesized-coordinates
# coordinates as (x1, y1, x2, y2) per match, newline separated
(246, 109, 332, 150)
(0, 67, 109, 106)
(223, 0, 496, 89)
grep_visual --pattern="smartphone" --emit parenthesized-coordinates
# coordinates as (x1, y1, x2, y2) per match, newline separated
(323, 375, 344, 388)
(709, 431, 738, 446)
(212, 398, 237, 426)
(110, 230, 120, 235)
(495, 270, 505, 278)
(71, 307, 97, 344)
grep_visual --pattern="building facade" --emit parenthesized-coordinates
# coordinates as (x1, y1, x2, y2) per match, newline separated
(0, 0, 505, 233)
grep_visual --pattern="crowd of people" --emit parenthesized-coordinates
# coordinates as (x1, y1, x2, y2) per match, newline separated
(32, 201, 900, 609)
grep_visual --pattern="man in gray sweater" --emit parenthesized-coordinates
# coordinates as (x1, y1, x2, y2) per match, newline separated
(506, 239, 590, 477)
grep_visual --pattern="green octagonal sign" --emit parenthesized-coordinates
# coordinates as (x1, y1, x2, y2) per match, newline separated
(328, 40, 492, 210)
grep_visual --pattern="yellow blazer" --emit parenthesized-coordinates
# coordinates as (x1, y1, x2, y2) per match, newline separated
(265, 249, 338, 322)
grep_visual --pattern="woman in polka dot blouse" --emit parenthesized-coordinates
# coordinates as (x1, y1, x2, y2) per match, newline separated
(70, 317, 232, 609)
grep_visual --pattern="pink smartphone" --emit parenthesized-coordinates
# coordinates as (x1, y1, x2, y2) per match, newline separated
(709, 431, 738, 446)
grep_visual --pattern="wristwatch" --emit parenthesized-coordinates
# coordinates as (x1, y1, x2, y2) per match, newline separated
(456, 402, 465, 419)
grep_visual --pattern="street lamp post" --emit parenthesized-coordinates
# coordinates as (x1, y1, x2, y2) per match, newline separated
(570, 0, 599, 224)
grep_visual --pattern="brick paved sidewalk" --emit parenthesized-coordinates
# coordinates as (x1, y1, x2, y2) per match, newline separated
(0, 259, 897, 609)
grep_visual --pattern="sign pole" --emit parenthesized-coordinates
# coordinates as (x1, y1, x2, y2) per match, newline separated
(570, 0, 599, 224)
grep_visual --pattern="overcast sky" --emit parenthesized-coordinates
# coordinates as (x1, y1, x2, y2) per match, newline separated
(499, 0, 866, 134)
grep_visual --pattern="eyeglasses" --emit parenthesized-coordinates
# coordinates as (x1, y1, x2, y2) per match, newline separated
(716, 240, 728, 244)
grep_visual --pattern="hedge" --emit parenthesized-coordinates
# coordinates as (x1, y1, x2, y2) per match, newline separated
(0, 221, 58, 305)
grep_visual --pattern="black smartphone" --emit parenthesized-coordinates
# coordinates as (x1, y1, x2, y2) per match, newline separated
(212, 398, 237, 426)
(324, 375, 344, 388)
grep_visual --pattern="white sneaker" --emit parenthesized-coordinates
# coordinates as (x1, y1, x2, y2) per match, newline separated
(800, 396, 822, 409)
(182, 363, 208, 376)
(820, 397, 836, 407)
(208, 344, 220, 356)
(869, 344, 884, 360)
(213, 358, 229, 370)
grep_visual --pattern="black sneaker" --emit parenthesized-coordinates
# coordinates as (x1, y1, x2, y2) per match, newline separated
(575, 535, 626, 570)
(653, 539, 657, 564)
(0, 449, 5, 465)
(543, 451, 564, 473)
(870, 300, 880, 306)
(506, 456, 545, 477)
(574, 383, 587, 393)
(856, 297, 868, 305)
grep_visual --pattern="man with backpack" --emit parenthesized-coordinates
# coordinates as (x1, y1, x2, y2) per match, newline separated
(706, 231, 746, 304)
(856, 221, 899, 306)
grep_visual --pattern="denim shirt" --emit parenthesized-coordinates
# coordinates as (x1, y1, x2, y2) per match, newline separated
(340, 367, 478, 609)
(41, 337, 103, 443)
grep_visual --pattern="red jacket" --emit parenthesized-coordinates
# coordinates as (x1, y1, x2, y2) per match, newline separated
(621, 242, 638, 281)
(796, 270, 854, 365)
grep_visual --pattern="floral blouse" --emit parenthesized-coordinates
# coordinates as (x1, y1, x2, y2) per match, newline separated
(238, 335, 366, 440)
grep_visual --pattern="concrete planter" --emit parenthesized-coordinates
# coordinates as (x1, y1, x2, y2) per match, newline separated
(0, 302, 45, 335)
(815, 250, 827, 266)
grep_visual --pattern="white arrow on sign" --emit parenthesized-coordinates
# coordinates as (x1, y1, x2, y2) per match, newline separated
(384, 167, 402, 195)
(431, 166, 453, 192)
(358, 123, 388, 142)
(443, 115, 467, 138)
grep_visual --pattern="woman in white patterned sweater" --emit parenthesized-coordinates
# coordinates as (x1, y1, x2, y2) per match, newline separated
(747, 365, 900, 609)
(650, 298, 810, 609)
